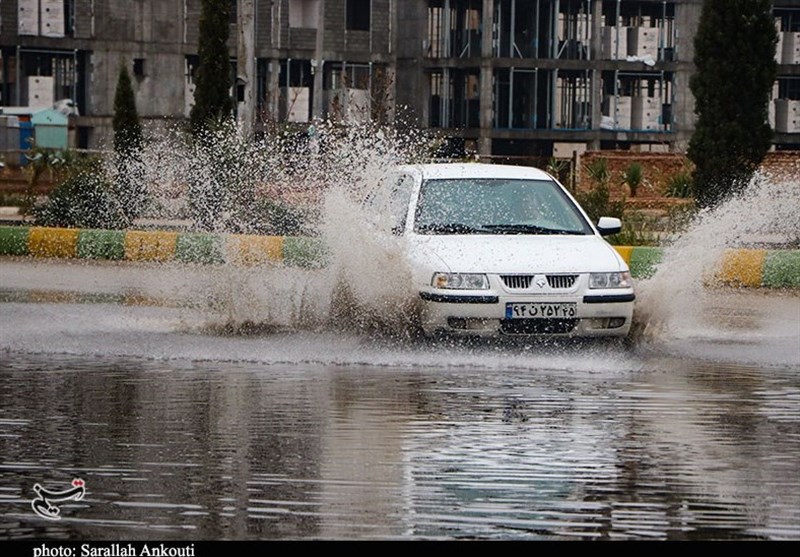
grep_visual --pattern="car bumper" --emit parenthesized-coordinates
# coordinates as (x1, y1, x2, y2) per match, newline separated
(418, 291, 635, 337)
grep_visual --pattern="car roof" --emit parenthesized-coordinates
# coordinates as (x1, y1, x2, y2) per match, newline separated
(396, 163, 555, 181)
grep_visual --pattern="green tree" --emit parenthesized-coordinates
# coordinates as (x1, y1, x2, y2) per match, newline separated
(190, 0, 235, 135)
(112, 62, 146, 220)
(687, 0, 777, 207)
(112, 63, 143, 155)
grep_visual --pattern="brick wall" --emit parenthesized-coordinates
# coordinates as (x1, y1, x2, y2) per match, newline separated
(579, 151, 690, 198)
(325, 0, 345, 52)
(579, 150, 800, 198)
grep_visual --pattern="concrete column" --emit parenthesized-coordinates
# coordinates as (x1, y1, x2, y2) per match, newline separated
(312, 0, 326, 120)
(672, 0, 703, 151)
(589, 0, 602, 149)
(479, 0, 495, 156)
(268, 58, 281, 121)
(237, 0, 256, 137)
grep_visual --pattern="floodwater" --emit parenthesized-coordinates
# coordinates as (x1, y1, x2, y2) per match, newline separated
(0, 259, 799, 540)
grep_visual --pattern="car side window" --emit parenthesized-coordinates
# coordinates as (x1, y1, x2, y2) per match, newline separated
(385, 174, 414, 233)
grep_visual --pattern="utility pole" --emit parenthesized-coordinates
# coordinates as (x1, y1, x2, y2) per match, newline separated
(237, 0, 256, 136)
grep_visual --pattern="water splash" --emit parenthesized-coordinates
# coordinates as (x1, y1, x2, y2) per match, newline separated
(106, 122, 799, 343)
(110, 119, 437, 335)
(635, 169, 800, 341)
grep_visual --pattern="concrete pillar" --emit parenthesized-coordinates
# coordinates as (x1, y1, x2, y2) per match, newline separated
(589, 0, 602, 150)
(479, 0, 495, 156)
(672, 0, 703, 151)
(312, 0, 326, 120)
(268, 58, 281, 121)
(237, 0, 256, 137)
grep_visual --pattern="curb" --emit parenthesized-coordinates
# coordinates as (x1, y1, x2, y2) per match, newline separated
(1, 226, 798, 288)
(613, 245, 800, 288)
(0, 225, 327, 269)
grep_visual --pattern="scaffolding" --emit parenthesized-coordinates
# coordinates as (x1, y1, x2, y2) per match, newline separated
(426, 0, 482, 58)
(424, 1, 682, 143)
(601, 0, 676, 61)
(601, 70, 672, 131)
(430, 68, 480, 128)
(325, 62, 373, 122)
(12, 48, 80, 109)
(494, 0, 592, 59)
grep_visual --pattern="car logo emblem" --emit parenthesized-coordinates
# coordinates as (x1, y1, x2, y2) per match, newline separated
(536, 278, 547, 288)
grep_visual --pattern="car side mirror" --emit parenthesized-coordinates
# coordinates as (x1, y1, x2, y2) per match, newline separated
(596, 216, 622, 236)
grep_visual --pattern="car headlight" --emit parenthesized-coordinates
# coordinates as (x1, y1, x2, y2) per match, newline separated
(432, 272, 490, 290)
(589, 271, 632, 289)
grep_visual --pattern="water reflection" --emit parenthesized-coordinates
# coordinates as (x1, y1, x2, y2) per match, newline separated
(0, 353, 797, 540)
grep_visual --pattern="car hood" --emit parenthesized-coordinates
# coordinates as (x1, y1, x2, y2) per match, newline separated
(408, 234, 625, 274)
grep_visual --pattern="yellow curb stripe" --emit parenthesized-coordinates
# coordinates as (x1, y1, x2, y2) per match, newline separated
(718, 249, 767, 287)
(227, 234, 284, 266)
(124, 230, 178, 262)
(28, 227, 79, 259)
(613, 246, 634, 264)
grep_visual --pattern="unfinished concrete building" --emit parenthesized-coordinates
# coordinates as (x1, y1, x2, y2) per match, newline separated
(0, 0, 798, 156)
(0, 0, 395, 148)
(397, 0, 800, 158)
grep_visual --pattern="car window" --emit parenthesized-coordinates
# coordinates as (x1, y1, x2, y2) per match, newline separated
(384, 174, 414, 233)
(413, 178, 592, 235)
(366, 173, 414, 233)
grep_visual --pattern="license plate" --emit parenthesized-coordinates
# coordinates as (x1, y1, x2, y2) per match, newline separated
(505, 302, 577, 319)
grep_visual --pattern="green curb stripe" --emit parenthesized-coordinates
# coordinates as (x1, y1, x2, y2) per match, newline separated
(175, 233, 225, 264)
(283, 236, 328, 268)
(0, 226, 30, 256)
(763, 250, 800, 288)
(629, 247, 663, 279)
(77, 229, 126, 260)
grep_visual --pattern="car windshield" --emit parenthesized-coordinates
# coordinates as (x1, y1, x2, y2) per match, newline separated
(414, 178, 592, 235)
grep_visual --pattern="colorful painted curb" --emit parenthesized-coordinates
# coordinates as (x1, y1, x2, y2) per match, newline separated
(1, 226, 798, 288)
(612, 245, 800, 288)
(0, 225, 326, 269)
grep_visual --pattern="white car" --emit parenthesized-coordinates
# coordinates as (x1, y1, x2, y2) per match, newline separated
(366, 163, 634, 338)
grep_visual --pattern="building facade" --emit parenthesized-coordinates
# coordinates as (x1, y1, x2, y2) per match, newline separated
(1, 0, 798, 155)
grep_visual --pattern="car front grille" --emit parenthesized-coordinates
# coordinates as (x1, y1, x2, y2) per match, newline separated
(500, 275, 534, 289)
(546, 274, 577, 289)
(500, 274, 578, 290)
(500, 318, 579, 335)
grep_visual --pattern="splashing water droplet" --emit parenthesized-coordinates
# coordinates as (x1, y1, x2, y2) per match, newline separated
(109, 119, 439, 336)
(635, 169, 800, 341)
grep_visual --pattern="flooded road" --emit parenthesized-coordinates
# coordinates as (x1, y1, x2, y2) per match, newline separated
(0, 259, 798, 540)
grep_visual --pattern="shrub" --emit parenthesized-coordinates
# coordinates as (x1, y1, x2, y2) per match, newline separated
(607, 211, 659, 246)
(545, 157, 572, 190)
(247, 199, 310, 236)
(666, 170, 693, 198)
(576, 157, 624, 223)
(34, 171, 129, 230)
(584, 157, 610, 187)
(622, 162, 644, 197)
